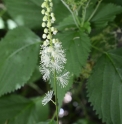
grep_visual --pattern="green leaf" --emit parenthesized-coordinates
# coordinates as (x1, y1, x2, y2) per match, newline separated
(0, 27, 40, 96)
(4, 0, 42, 28)
(49, 31, 91, 109)
(87, 48, 122, 124)
(73, 119, 88, 124)
(52, 0, 70, 23)
(56, 15, 75, 30)
(87, 3, 122, 28)
(4, 0, 71, 29)
(0, 95, 49, 124)
(104, 0, 122, 6)
(37, 120, 56, 124)
(57, 31, 91, 76)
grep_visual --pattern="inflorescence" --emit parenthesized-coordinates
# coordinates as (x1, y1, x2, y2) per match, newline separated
(40, 0, 70, 105)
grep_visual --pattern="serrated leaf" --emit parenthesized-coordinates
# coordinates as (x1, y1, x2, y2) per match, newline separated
(0, 27, 40, 96)
(87, 48, 122, 124)
(0, 95, 49, 124)
(4, 0, 42, 28)
(49, 31, 91, 109)
(86, 3, 122, 28)
(57, 31, 91, 76)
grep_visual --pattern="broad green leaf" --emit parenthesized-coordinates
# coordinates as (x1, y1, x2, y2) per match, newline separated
(4, 0, 42, 28)
(73, 119, 88, 124)
(49, 31, 91, 109)
(56, 15, 75, 30)
(0, 95, 49, 124)
(87, 48, 122, 124)
(37, 120, 56, 124)
(104, 0, 122, 6)
(57, 31, 91, 76)
(86, 3, 122, 28)
(0, 27, 40, 96)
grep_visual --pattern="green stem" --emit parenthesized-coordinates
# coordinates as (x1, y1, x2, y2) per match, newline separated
(51, 99, 56, 105)
(46, 0, 53, 46)
(74, 11, 81, 27)
(4, 120, 8, 124)
(91, 44, 106, 54)
(54, 70, 59, 124)
(51, 111, 56, 123)
(60, 0, 79, 28)
(81, 0, 91, 27)
(87, 0, 102, 22)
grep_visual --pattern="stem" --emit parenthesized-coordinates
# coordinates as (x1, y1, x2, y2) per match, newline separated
(47, 8, 53, 46)
(54, 70, 59, 124)
(60, 0, 79, 28)
(29, 83, 43, 94)
(87, 0, 102, 21)
(4, 120, 8, 124)
(51, 111, 56, 122)
(51, 99, 56, 105)
(91, 44, 106, 54)
(81, 0, 91, 27)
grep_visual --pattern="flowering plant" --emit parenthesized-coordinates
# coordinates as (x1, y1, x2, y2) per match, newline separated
(40, 0, 70, 122)
(0, 0, 122, 124)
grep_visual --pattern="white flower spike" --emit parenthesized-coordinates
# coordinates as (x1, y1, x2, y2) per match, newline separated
(57, 72, 70, 88)
(40, 0, 70, 95)
(42, 90, 53, 105)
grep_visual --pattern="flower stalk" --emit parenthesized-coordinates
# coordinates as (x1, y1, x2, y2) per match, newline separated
(40, 0, 70, 123)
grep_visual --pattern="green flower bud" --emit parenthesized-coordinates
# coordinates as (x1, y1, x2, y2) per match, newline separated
(47, 22, 51, 27)
(41, 2, 46, 8)
(43, 16, 48, 21)
(42, 22, 46, 27)
(47, 8, 51, 12)
(51, 27, 55, 31)
(47, 34, 52, 39)
(50, 2, 53, 7)
(44, 28, 48, 33)
(52, 17, 56, 22)
(51, 13, 54, 17)
(53, 30, 58, 35)
(42, 34, 47, 39)
(52, 39, 56, 43)
(41, 9, 45, 14)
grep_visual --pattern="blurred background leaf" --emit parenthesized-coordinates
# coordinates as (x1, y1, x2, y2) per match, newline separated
(0, 95, 49, 124)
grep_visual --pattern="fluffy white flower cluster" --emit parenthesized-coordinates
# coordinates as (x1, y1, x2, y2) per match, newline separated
(40, 0, 70, 105)
(42, 90, 53, 106)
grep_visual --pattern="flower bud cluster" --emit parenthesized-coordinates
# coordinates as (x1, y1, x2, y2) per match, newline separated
(64, 0, 88, 11)
(40, 0, 70, 89)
